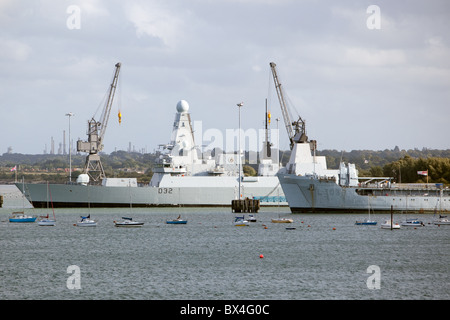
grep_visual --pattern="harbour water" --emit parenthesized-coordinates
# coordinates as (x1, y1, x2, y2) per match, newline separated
(0, 207, 448, 301)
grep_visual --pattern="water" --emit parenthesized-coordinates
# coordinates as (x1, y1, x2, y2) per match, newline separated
(0, 207, 448, 300)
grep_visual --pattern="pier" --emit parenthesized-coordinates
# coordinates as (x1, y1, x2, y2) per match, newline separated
(231, 198, 260, 213)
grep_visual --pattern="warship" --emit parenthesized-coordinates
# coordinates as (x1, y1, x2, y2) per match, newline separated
(278, 139, 450, 213)
(265, 61, 450, 214)
(16, 100, 286, 208)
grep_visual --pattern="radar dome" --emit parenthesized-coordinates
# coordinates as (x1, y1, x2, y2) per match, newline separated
(76, 174, 90, 186)
(176, 100, 189, 113)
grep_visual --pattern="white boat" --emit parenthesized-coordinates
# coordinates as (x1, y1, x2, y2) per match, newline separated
(38, 215, 56, 226)
(38, 183, 56, 226)
(114, 217, 144, 227)
(401, 218, 424, 227)
(381, 220, 400, 229)
(434, 215, 450, 225)
(234, 216, 249, 226)
(247, 214, 257, 222)
(271, 217, 293, 223)
(9, 179, 36, 223)
(76, 215, 97, 227)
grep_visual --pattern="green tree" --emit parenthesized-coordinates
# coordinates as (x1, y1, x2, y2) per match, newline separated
(243, 165, 256, 176)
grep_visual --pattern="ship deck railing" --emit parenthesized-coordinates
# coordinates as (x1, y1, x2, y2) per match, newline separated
(358, 183, 447, 191)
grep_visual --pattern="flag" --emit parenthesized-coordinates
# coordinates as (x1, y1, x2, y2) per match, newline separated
(417, 170, 428, 176)
(10, 165, 16, 172)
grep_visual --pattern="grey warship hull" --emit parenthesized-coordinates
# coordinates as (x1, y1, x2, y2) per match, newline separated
(278, 173, 450, 213)
(16, 176, 286, 208)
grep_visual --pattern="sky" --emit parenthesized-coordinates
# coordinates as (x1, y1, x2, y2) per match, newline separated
(1, 0, 449, 155)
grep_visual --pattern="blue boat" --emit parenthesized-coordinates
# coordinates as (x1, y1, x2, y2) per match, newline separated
(355, 219, 377, 225)
(166, 215, 187, 224)
(355, 198, 377, 225)
(9, 212, 37, 223)
(401, 218, 424, 227)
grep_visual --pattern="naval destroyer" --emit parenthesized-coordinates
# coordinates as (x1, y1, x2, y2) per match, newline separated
(16, 100, 286, 208)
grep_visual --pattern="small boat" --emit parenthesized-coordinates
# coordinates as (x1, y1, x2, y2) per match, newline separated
(10, 178, 36, 223)
(166, 215, 187, 224)
(9, 212, 36, 223)
(76, 215, 97, 227)
(434, 215, 450, 225)
(355, 218, 377, 226)
(356, 196, 377, 225)
(401, 218, 424, 227)
(114, 217, 144, 227)
(247, 214, 257, 222)
(234, 216, 249, 226)
(38, 214, 56, 226)
(38, 183, 56, 226)
(381, 220, 401, 229)
(271, 217, 293, 223)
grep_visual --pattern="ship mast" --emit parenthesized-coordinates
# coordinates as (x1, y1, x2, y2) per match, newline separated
(77, 62, 121, 183)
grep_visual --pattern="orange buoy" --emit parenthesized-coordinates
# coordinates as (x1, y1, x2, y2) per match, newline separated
(259, 254, 264, 259)
(332, 227, 336, 230)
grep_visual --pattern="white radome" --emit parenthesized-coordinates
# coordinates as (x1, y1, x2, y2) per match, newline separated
(176, 100, 189, 113)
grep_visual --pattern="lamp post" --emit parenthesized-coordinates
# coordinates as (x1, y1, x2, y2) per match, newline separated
(237, 102, 243, 199)
(65, 112, 74, 182)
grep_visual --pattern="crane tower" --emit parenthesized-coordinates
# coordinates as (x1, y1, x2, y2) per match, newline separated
(269, 62, 309, 150)
(77, 62, 121, 183)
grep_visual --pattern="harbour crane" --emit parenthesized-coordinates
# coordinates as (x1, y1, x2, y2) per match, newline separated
(77, 62, 121, 182)
(269, 62, 309, 150)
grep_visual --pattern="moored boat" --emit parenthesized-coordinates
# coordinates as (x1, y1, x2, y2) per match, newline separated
(38, 182, 56, 226)
(271, 217, 293, 223)
(234, 216, 249, 226)
(76, 215, 97, 227)
(9, 212, 36, 223)
(38, 214, 56, 226)
(381, 220, 400, 229)
(114, 217, 144, 227)
(355, 219, 377, 226)
(434, 215, 450, 225)
(401, 218, 424, 227)
(166, 215, 187, 224)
